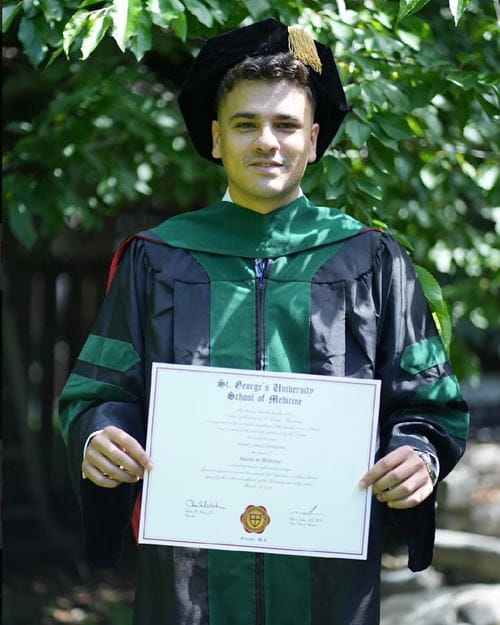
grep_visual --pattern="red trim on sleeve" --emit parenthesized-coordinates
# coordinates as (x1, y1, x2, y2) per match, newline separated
(105, 234, 163, 293)
(106, 236, 135, 293)
(104, 232, 163, 545)
(131, 490, 142, 544)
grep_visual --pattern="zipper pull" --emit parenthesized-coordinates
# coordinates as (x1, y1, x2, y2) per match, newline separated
(255, 259, 269, 284)
(255, 258, 266, 289)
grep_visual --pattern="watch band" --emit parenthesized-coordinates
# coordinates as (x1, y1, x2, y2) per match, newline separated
(416, 450, 438, 487)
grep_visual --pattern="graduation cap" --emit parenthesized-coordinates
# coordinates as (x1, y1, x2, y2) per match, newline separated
(177, 18, 348, 164)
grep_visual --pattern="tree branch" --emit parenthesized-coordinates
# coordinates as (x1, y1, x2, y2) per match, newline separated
(492, 0, 500, 21)
(337, 0, 347, 18)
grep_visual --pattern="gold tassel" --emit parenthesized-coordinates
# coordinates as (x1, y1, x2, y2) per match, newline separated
(288, 26, 322, 74)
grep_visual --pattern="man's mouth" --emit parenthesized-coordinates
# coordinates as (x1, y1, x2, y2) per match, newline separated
(249, 160, 284, 170)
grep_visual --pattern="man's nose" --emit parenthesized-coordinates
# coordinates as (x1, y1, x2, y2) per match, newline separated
(254, 124, 279, 152)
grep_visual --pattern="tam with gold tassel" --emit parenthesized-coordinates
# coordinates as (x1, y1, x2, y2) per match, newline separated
(288, 26, 323, 74)
(178, 18, 347, 163)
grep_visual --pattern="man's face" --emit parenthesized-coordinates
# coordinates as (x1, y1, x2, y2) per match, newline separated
(211, 79, 319, 213)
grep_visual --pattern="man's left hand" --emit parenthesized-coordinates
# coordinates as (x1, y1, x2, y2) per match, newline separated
(359, 445, 434, 509)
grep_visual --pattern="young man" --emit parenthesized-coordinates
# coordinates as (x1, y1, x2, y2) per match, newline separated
(60, 18, 469, 625)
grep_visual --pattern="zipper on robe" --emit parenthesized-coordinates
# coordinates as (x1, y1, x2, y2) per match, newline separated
(254, 257, 270, 625)
(255, 258, 268, 372)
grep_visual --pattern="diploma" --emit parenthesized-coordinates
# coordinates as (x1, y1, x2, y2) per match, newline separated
(139, 364, 380, 559)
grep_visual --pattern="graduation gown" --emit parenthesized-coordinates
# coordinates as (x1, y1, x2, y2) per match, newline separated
(59, 195, 469, 625)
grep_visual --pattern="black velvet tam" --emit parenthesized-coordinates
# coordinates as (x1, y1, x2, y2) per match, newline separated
(177, 18, 348, 164)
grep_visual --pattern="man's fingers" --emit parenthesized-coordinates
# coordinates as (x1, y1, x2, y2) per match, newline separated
(85, 448, 141, 483)
(385, 482, 433, 510)
(87, 442, 145, 480)
(375, 471, 428, 503)
(92, 426, 153, 471)
(81, 461, 123, 489)
(83, 426, 154, 488)
(359, 445, 415, 489)
(370, 455, 422, 495)
(358, 445, 435, 510)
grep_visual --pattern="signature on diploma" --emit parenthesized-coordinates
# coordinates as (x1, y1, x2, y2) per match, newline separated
(185, 499, 226, 511)
(289, 505, 325, 517)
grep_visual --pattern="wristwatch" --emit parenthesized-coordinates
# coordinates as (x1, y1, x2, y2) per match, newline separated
(415, 450, 439, 487)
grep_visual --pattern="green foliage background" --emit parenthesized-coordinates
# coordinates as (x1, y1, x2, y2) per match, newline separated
(3, 0, 500, 379)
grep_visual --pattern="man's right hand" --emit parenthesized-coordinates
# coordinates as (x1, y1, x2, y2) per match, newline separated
(82, 426, 153, 488)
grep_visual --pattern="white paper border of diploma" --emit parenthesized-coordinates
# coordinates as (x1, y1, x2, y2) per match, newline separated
(139, 364, 381, 560)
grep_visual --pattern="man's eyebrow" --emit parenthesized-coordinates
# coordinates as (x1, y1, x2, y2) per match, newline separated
(229, 112, 303, 122)
(229, 111, 258, 121)
(274, 113, 302, 122)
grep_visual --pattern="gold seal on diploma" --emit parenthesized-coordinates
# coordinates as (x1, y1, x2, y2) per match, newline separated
(240, 505, 271, 534)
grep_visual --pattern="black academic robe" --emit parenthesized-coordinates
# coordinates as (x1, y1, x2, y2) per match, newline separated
(60, 196, 469, 625)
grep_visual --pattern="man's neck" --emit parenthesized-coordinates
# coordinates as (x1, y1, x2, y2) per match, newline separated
(222, 188, 304, 214)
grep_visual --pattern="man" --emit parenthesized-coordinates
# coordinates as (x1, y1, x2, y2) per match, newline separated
(60, 18, 469, 625)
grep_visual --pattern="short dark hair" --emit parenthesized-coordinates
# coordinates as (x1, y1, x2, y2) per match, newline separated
(215, 52, 315, 114)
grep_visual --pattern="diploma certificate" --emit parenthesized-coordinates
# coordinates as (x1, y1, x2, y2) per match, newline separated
(139, 364, 380, 559)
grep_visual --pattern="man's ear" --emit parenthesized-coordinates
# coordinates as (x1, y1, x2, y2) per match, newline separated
(212, 120, 222, 159)
(308, 122, 320, 163)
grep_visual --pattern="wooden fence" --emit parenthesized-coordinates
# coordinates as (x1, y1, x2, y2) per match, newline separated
(4, 258, 108, 555)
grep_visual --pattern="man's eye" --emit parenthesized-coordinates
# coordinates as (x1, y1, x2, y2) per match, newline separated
(235, 122, 256, 129)
(276, 123, 300, 130)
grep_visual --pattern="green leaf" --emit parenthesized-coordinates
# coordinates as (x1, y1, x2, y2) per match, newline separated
(356, 177, 383, 201)
(420, 165, 445, 190)
(111, 0, 142, 52)
(415, 265, 452, 350)
(325, 159, 346, 186)
(147, 0, 184, 28)
(63, 10, 89, 57)
(397, 0, 432, 24)
(129, 10, 152, 61)
(449, 0, 470, 25)
(353, 107, 369, 124)
(372, 219, 388, 230)
(477, 93, 499, 116)
(344, 83, 361, 102)
(407, 116, 425, 138)
(376, 113, 413, 141)
(345, 118, 371, 149)
(407, 80, 445, 109)
(382, 82, 410, 110)
(369, 123, 399, 151)
(202, 0, 227, 24)
(39, 0, 63, 22)
(183, 0, 213, 28)
(476, 164, 499, 191)
(241, 0, 271, 19)
(446, 71, 477, 90)
(166, 0, 185, 10)
(361, 83, 387, 108)
(22, 0, 38, 18)
(397, 28, 421, 51)
(325, 180, 346, 201)
(171, 11, 187, 41)
(414, 267, 445, 313)
(7, 193, 37, 249)
(2, 4, 21, 33)
(349, 52, 379, 74)
(78, 0, 106, 6)
(368, 138, 394, 174)
(45, 45, 64, 67)
(18, 16, 47, 67)
(301, 165, 322, 194)
(81, 11, 111, 60)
